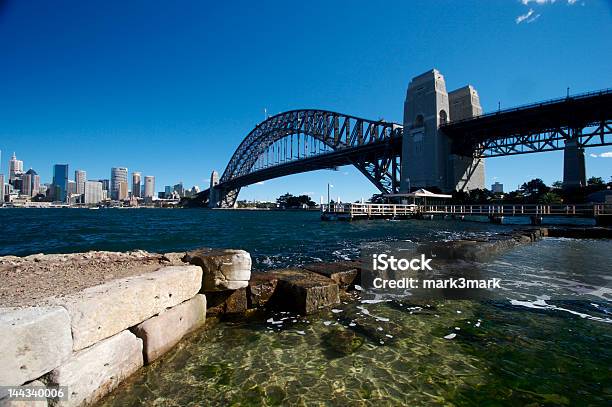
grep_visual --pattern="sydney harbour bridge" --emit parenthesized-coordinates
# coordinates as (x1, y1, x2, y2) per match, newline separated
(190, 69, 611, 208)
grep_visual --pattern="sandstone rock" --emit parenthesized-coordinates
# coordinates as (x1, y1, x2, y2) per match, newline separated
(53, 265, 202, 351)
(46, 330, 143, 407)
(132, 294, 206, 364)
(247, 272, 279, 308)
(302, 261, 360, 288)
(184, 248, 251, 291)
(0, 381, 48, 407)
(160, 252, 188, 265)
(268, 269, 340, 314)
(0, 307, 72, 388)
(206, 289, 248, 315)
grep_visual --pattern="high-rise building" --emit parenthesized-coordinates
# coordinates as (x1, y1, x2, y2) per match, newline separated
(173, 182, 185, 197)
(132, 172, 141, 198)
(144, 176, 155, 198)
(110, 167, 128, 200)
(118, 181, 129, 200)
(0, 174, 4, 202)
(97, 179, 110, 193)
(8, 152, 23, 182)
(491, 182, 504, 194)
(22, 169, 39, 197)
(75, 170, 87, 195)
(84, 181, 103, 204)
(53, 164, 69, 202)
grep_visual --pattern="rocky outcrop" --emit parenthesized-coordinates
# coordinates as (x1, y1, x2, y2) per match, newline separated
(132, 295, 207, 364)
(184, 249, 251, 291)
(46, 331, 143, 407)
(303, 261, 360, 288)
(52, 265, 203, 351)
(418, 228, 546, 262)
(0, 307, 72, 389)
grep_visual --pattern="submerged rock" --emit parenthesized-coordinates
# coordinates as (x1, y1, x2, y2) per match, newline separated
(321, 327, 364, 356)
(184, 248, 251, 291)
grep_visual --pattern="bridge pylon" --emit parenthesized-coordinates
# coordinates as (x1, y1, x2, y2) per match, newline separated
(562, 137, 586, 189)
(400, 69, 485, 193)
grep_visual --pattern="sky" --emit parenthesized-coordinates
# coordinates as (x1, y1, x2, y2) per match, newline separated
(0, 0, 610, 202)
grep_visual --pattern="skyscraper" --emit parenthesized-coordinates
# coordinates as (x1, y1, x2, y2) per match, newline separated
(110, 167, 128, 200)
(84, 181, 103, 204)
(132, 172, 141, 198)
(8, 152, 23, 182)
(0, 174, 4, 202)
(75, 170, 87, 195)
(118, 181, 129, 200)
(144, 176, 155, 198)
(53, 164, 69, 202)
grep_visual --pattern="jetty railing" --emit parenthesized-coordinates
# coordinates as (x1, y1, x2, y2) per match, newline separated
(321, 203, 612, 218)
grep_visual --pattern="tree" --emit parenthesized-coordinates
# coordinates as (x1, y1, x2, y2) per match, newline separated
(520, 178, 549, 201)
(587, 176, 604, 186)
(538, 191, 562, 204)
(552, 181, 563, 189)
(276, 193, 315, 208)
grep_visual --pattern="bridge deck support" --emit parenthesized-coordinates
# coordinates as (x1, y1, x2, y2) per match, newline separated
(563, 139, 586, 189)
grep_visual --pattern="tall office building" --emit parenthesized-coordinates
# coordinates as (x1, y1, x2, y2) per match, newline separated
(84, 181, 103, 204)
(132, 172, 141, 198)
(0, 174, 4, 202)
(21, 169, 39, 197)
(97, 179, 110, 194)
(53, 164, 69, 202)
(118, 181, 129, 200)
(8, 152, 23, 182)
(491, 182, 504, 194)
(144, 176, 155, 198)
(110, 167, 128, 200)
(75, 170, 87, 195)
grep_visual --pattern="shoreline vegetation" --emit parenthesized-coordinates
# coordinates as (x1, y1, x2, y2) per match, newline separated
(1, 226, 610, 406)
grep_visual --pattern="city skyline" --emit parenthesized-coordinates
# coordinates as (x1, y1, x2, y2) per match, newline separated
(1, 1, 611, 202)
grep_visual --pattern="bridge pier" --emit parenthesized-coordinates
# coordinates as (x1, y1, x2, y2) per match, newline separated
(208, 171, 220, 208)
(400, 69, 485, 193)
(562, 138, 586, 189)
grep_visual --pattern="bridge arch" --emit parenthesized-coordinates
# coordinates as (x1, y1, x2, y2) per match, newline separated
(203, 109, 403, 207)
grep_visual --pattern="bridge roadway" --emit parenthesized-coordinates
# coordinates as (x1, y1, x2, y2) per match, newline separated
(191, 88, 611, 207)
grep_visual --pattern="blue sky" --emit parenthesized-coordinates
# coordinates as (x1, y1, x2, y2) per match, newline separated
(0, 0, 610, 202)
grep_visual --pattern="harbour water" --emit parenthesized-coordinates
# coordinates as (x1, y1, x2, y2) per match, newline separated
(1, 209, 610, 405)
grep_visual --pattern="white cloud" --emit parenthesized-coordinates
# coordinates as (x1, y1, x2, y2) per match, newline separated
(516, 9, 537, 23)
(589, 152, 612, 158)
(254, 181, 265, 185)
(516, 0, 579, 24)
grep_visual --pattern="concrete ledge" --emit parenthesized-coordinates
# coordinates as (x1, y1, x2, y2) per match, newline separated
(46, 331, 143, 407)
(53, 265, 203, 351)
(0, 307, 72, 388)
(132, 294, 206, 364)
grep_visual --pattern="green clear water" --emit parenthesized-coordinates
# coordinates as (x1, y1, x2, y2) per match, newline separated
(1, 209, 610, 405)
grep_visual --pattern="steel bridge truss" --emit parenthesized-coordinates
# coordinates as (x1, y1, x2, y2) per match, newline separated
(215, 110, 403, 207)
(473, 118, 612, 158)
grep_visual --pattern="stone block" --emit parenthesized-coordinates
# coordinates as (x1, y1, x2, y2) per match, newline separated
(184, 248, 251, 291)
(247, 272, 279, 308)
(302, 261, 360, 288)
(132, 294, 206, 364)
(53, 265, 202, 351)
(0, 307, 72, 388)
(0, 380, 48, 407)
(268, 269, 340, 315)
(205, 289, 248, 315)
(46, 331, 143, 407)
